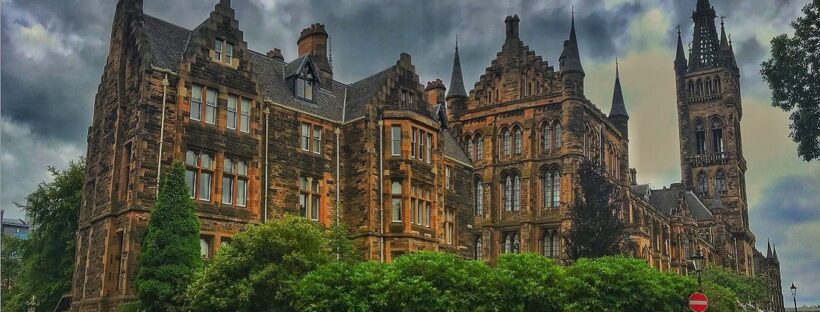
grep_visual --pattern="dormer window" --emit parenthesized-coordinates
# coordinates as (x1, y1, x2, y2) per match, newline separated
(295, 66, 316, 101)
(214, 39, 234, 65)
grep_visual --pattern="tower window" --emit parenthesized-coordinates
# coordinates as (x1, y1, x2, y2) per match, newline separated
(715, 171, 727, 192)
(695, 121, 706, 155)
(541, 124, 551, 152)
(503, 174, 521, 212)
(712, 119, 724, 154)
(542, 168, 561, 209)
(502, 129, 511, 156)
(503, 232, 520, 253)
(475, 180, 483, 216)
(474, 236, 483, 260)
(391, 181, 403, 222)
(513, 126, 523, 155)
(541, 230, 559, 259)
(475, 134, 484, 160)
(553, 122, 562, 149)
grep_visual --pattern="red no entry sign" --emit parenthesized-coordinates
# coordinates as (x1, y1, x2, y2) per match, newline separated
(689, 292, 708, 312)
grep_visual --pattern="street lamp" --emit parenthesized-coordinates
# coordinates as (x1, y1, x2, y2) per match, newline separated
(689, 250, 706, 291)
(790, 283, 797, 312)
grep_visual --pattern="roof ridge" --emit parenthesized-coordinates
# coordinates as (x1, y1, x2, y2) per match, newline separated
(144, 14, 192, 33)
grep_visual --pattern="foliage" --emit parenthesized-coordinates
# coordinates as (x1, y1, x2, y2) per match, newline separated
(494, 253, 568, 311)
(702, 265, 768, 307)
(1, 235, 23, 306)
(564, 160, 626, 260)
(760, 0, 820, 161)
(296, 261, 394, 312)
(186, 215, 331, 312)
(116, 301, 143, 312)
(5, 159, 84, 312)
(701, 281, 743, 312)
(326, 214, 356, 262)
(135, 163, 203, 312)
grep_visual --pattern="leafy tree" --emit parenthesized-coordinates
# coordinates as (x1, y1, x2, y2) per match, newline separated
(6, 160, 84, 312)
(296, 261, 394, 312)
(760, 0, 820, 161)
(563, 160, 626, 260)
(702, 265, 767, 307)
(495, 253, 568, 311)
(326, 214, 356, 262)
(187, 216, 331, 312)
(1, 235, 23, 306)
(135, 163, 202, 312)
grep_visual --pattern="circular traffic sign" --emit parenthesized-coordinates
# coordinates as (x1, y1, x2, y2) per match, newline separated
(689, 292, 708, 312)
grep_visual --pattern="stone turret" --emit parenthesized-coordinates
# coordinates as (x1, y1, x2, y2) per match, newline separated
(559, 12, 584, 97)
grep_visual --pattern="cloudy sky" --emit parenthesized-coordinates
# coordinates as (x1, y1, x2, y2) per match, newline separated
(2, 0, 818, 305)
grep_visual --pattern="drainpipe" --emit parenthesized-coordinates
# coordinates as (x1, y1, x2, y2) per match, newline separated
(156, 74, 169, 195)
(378, 117, 385, 262)
(264, 107, 270, 223)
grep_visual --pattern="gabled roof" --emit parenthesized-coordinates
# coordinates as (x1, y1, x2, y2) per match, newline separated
(143, 15, 191, 69)
(648, 188, 713, 222)
(684, 191, 713, 221)
(345, 67, 393, 121)
(441, 130, 471, 166)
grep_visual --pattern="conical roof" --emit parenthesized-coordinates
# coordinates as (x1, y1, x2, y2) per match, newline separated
(609, 60, 628, 118)
(446, 42, 467, 99)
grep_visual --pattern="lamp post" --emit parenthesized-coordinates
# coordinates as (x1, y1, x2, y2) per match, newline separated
(689, 250, 706, 292)
(790, 283, 797, 312)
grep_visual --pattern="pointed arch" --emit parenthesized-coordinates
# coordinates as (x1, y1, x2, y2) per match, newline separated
(694, 119, 706, 155)
(501, 127, 511, 156)
(553, 120, 562, 149)
(697, 171, 708, 194)
(715, 170, 727, 192)
(711, 117, 724, 153)
(473, 132, 484, 161)
(540, 121, 551, 153)
(513, 124, 523, 155)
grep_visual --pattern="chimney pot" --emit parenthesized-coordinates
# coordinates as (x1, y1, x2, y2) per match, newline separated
(267, 48, 284, 61)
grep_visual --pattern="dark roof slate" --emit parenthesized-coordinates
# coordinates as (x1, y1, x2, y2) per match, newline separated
(143, 15, 191, 69)
(648, 188, 713, 221)
(441, 131, 471, 166)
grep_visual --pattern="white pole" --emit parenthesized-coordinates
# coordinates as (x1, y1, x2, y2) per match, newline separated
(156, 74, 169, 195)
(1, 208, 5, 312)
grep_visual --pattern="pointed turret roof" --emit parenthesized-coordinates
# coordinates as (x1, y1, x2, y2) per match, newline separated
(559, 12, 584, 73)
(688, 0, 720, 71)
(609, 60, 628, 118)
(773, 244, 779, 261)
(719, 18, 729, 49)
(675, 26, 687, 68)
(767, 239, 773, 258)
(446, 40, 467, 99)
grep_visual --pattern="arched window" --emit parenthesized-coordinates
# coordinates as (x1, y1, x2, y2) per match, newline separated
(712, 119, 724, 153)
(553, 122, 562, 149)
(474, 237, 483, 260)
(695, 120, 706, 155)
(541, 123, 551, 152)
(502, 129, 511, 156)
(513, 126, 523, 155)
(504, 176, 512, 211)
(705, 77, 712, 95)
(475, 134, 484, 160)
(542, 168, 561, 209)
(466, 137, 474, 160)
(715, 170, 727, 192)
(551, 169, 560, 207)
(503, 232, 520, 253)
(696, 79, 703, 96)
(513, 175, 521, 211)
(475, 181, 483, 216)
(542, 230, 559, 258)
(503, 173, 521, 212)
(714, 75, 721, 93)
(687, 80, 694, 97)
(683, 235, 691, 258)
(697, 172, 708, 194)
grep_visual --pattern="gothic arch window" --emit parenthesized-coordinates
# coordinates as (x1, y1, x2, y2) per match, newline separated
(475, 179, 483, 216)
(513, 126, 523, 155)
(541, 230, 559, 258)
(714, 75, 721, 93)
(696, 78, 703, 96)
(474, 133, 484, 160)
(687, 80, 694, 97)
(501, 128, 511, 157)
(541, 167, 561, 209)
(465, 135, 474, 160)
(694, 120, 706, 155)
(705, 77, 712, 95)
(503, 232, 520, 253)
(715, 170, 727, 192)
(503, 172, 521, 212)
(474, 236, 483, 260)
(541, 122, 551, 152)
(711, 118, 724, 154)
(553, 121, 562, 149)
(697, 172, 708, 194)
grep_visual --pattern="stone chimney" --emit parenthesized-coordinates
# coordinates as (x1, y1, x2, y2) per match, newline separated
(266, 48, 284, 61)
(297, 23, 333, 83)
(425, 79, 446, 106)
(505, 15, 520, 39)
(629, 168, 637, 186)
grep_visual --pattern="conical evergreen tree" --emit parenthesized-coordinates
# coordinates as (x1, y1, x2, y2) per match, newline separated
(135, 162, 202, 311)
(564, 160, 625, 261)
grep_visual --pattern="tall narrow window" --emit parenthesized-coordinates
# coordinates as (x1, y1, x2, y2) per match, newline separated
(513, 175, 521, 211)
(185, 151, 197, 198)
(543, 171, 552, 209)
(222, 158, 234, 204)
(503, 232, 520, 253)
(411, 128, 417, 159)
(474, 237, 483, 260)
(391, 125, 401, 156)
(225, 43, 234, 64)
(299, 176, 321, 220)
(391, 181, 403, 221)
(504, 176, 512, 211)
(502, 129, 511, 156)
(542, 231, 558, 258)
(715, 171, 727, 192)
(697, 172, 708, 194)
(542, 124, 551, 152)
(466, 138, 474, 160)
(695, 121, 706, 155)
(205, 88, 217, 125)
(312, 126, 322, 154)
(198, 154, 213, 201)
(419, 131, 426, 162)
(214, 40, 223, 61)
(301, 124, 310, 151)
(553, 122, 562, 149)
(240, 99, 250, 133)
(445, 208, 455, 244)
(475, 181, 483, 216)
(475, 135, 484, 160)
(200, 236, 212, 259)
(513, 127, 522, 155)
(551, 169, 560, 207)
(236, 161, 247, 207)
(191, 85, 202, 121)
(712, 119, 724, 153)
(227, 95, 237, 129)
(445, 166, 452, 190)
(426, 133, 432, 163)
(504, 174, 520, 211)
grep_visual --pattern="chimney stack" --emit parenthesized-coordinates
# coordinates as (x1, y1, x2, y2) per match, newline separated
(266, 48, 284, 61)
(425, 79, 446, 106)
(297, 23, 333, 83)
(505, 15, 520, 39)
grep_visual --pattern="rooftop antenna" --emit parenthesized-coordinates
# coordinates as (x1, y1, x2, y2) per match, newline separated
(455, 34, 459, 51)
(676, 24, 681, 35)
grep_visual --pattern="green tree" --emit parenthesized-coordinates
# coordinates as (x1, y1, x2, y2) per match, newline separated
(563, 160, 626, 260)
(6, 160, 84, 312)
(135, 163, 202, 312)
(1, 235, 23, 306)
(495, 253, 568, 311)
(702, 265, 767, 308)
(760, 0, 820, 161)
(187, 216, 331, 312)
(326, 215, 356, 262)
(296, 261, 394, 312)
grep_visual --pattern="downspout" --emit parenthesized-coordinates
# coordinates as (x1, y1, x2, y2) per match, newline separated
(337, 87, 347, 227)
(378, 117, 385, 262)
(264, 107, 270, 223)
(156, 74, 169, 194)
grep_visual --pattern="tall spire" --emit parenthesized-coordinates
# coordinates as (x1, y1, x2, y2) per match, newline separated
(767, 239, 773, 258)
(559, 10, 584, 73)
(719, 16, 729, 49)
(773, 244, 779, 261)
(675, 25, 687, 71)
(446, 38, 467, 99)
(688, 0, 719, 71)
(609, 59, 628, 118)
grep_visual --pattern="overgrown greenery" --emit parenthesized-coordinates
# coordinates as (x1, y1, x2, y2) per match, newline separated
(1, 235, 23, 306)
(135, 163, 202, 312)
(702, 265, 768, 307)
(186, 215, 332, 312)
(564, 160, 625, 260)
(760, 0, 820, 161)
(5, 159, 84, 312)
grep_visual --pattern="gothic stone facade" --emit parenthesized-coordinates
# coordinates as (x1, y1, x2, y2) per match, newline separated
(70, 0, 781, 311)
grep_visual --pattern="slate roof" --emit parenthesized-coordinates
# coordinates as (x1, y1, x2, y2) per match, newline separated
(648, 188, 713, 221)
(143, 15, 191, 69)
(447, 46, 467, 98)
(140, 14, 468, 163)
(684, 192, 713, 221)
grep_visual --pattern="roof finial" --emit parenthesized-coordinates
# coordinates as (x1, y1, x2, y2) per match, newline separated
(676, 24, 681, 35)
(720, 15, 725, 26)
(455, 34, 459, 51)
(615, 57, 619, 77)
